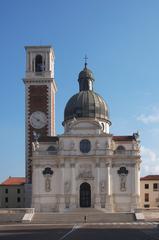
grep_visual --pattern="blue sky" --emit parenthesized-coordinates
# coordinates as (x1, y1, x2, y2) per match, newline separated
(0, 0, 159, 181)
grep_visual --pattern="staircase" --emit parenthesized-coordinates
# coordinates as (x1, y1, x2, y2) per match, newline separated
(32, 208, 135, 224)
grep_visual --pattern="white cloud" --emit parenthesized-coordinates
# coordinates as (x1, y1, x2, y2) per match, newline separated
(141, 146, 159, 176)
(141, 146, 157, 162)
(137, 107, 159, 124)
(137, 113, 159, 124)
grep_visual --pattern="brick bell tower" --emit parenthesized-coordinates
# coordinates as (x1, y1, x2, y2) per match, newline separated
(23, 46, 57, 206)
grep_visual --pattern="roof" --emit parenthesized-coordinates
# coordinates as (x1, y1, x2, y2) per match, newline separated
(25, 45, 52, 49)
(64, 90, 110, 123)
(113, 136, 135, 141)
(140, 175, 159, 181)
(0, 177, 26, 186)
(39, 136, 59, 142)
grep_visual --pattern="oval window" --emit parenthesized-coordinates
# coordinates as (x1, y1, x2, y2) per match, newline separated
(80, 139, 91, 153)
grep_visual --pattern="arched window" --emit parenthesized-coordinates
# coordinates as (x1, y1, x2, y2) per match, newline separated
(35, 55, 43, 72)
(116, 145, 125, 151)
(115, 145, 126, 154)
(47, 145, 57, 155)
(101, 123, 105, 131)
(47, 146, 56, 152)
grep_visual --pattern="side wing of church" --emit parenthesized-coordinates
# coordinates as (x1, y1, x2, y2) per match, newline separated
(24, 46, 141, 212)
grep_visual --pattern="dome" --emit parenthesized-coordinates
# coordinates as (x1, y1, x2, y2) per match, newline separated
(63, 64, 111, 125)
(64, 90, 110, 123)
(78, 67, 94, 81)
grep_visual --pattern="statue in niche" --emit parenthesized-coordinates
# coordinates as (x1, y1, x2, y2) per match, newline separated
(43, 167, 53, 192)
(45, 176, 51, 192)
(120, 174, 126, 191)
(117, 167, 128, 192)
(64, 181, 71, 193)
(100, 180, 105, 193)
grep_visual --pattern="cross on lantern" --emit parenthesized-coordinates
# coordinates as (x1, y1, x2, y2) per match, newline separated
(84, 55, 88, 67)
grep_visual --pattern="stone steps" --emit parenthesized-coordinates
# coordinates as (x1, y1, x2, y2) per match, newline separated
(32, 209, 135, 224)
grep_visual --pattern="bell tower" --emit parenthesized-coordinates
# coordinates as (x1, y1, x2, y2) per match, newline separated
(23, 46, 57, 203)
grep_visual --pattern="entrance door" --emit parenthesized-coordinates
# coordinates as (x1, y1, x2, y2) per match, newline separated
(80, 182, 91, 207)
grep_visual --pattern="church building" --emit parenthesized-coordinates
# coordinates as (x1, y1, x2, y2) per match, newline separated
(24, 46, 141, 212)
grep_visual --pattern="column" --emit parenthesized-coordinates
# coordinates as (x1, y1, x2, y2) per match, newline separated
(94, 160, 101, 208)
(59, 159, 65, 211)
(106, 161, 113, 212)
(134, 162, 140, 208)
(70, 161, 76, 209)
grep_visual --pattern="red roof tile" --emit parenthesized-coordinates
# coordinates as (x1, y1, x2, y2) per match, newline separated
(113, 136, 135, 141)
(0, 177, 26, 185)
(140, 175, 159, 181)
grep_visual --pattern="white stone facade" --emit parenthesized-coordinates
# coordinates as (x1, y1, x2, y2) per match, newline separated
(32, 119, 141, 212)
(25, 45, 142, 213)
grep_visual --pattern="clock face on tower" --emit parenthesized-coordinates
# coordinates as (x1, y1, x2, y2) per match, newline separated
(30, 111, 47, 129)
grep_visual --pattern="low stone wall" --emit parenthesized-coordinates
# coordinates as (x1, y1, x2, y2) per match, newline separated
(135, 208, 159, 221)
(0, 208, 35, 223)
(0, 208, 34, 213)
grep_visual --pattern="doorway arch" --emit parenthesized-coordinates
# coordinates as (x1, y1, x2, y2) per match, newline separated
(80, 182, 91, 207)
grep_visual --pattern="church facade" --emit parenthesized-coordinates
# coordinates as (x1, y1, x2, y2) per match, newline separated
(24, 46, 141, 212)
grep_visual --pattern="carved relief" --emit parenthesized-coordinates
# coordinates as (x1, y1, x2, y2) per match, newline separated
(64, 181, 71, 194)
(79, 164, 93, 179)
(95, 140, 100, 149)
(100, 180, 106, 193)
